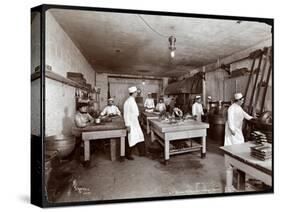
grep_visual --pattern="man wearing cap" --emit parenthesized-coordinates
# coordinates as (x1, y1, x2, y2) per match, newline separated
(192, 95, 204, 122)
(224, 92, 254, 146)
(144, 92, 155, 113)
(123, 86, 145, 160)
(100, 97, 121, 117)
(75, 102, 94, 128)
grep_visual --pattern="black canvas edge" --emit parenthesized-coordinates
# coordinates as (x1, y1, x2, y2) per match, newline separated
(31, 5, 44, 208)
(30, 3, 274, 208)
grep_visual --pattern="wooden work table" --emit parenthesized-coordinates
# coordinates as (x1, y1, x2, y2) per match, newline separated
(141, 111, 160, 134)
(220, 142, 272, 192)
(149, 119, 209, 164)
(72, 117, 126, 164)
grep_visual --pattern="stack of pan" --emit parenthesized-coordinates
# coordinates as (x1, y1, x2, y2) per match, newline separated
(250, 131, 268, 143)
(250, 143, 272, 161)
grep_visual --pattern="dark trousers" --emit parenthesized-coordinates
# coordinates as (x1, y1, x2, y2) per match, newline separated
(125, 138, 146, 157)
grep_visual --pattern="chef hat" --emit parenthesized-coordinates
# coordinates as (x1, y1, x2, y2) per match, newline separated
(108, 97, 114, 102)
(234, 92, 243, 100)
(128, 86, 137, 93)
(207, 96, 212, 99)
(195, 95, 201, 99)
(148, 92, 152, 95)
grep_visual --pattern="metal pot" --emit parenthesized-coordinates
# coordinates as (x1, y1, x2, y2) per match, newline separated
(95, 118, 101, 124)
(45, 135, 76, 158)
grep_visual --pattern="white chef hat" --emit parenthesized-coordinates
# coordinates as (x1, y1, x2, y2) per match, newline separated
(128, 86, 137, 93)
(108, 97, 114, 102)
(195, 95, 201, 99)
(234, 92, 243, 100)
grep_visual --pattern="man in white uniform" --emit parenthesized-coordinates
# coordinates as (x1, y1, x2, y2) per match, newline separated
(192, 96, 204, 122)
(144, 93, 155, 112)
(224, 93, 254, 146)
(155, 98, 166, 113)
(123, 86, 145, 160)
(100, 98, 121, 117)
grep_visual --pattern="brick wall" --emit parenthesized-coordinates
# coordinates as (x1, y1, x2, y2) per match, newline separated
(44, 12, 96, 136)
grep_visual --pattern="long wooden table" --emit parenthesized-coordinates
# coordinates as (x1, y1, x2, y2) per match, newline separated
(141, 111, 160, 134)
(149, 119, 209, 164)
(72, 118, 126, 164)
(220, 142, 272, 192)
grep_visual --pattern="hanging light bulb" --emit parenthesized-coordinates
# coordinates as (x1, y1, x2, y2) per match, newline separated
(169, 36, 176, 58)
(170, 50, 175, 58)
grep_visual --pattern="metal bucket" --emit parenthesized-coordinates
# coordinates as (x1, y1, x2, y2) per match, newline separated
(45, 135, 76, 158)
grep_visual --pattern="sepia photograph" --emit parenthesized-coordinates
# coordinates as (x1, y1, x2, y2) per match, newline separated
(31, 4, 273, 207)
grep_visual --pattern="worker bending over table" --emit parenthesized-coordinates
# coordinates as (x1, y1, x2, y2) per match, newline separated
(75, 102, 94, 128)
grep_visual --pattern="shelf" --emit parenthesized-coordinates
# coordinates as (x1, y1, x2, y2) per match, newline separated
(31, 71, 91, 91)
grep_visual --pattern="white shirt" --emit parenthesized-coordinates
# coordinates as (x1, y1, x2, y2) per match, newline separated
(100, 105, 121, 116)
(144, 98, 155, 109)
(192, 102, 204, 121)
(156, 102, 166, 112)
(75, 112, 94, 128)
(224, 103, 253, 146)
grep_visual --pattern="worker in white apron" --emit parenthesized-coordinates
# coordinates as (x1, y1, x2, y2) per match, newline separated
(224, 93, 253, 146)
(123, 86, 145, 160)
(192, 95, 204, 122)
(144, 92, 155, 113)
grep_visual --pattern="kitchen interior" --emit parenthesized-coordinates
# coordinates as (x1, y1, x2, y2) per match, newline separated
(31, 8, 273, 203)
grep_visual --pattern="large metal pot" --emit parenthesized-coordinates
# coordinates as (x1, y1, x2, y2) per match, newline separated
(208, 114, 226, 144)
(45, 135, 76, 158)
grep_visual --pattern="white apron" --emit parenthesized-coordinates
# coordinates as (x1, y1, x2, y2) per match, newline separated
(123, 96, 144, 147)
(192, 102, 204, 122)
(224, 103, 253, 146)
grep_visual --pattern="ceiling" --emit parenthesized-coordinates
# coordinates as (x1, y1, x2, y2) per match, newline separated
(50, 9, 271, 77)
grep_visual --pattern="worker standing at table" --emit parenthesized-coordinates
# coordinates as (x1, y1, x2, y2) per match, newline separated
(192, 95, 204, 121)
(224, 92, 254, 146)
(144, 92, 155, 113)
(123, 86, 145, 160)
(100, 97, 121, 117)
(155, 98, 166, 113)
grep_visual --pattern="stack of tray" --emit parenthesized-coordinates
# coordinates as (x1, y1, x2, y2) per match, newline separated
(250, 131, 268, 143)
(67, 72, 91, 90)
(250, 143, 272, 161)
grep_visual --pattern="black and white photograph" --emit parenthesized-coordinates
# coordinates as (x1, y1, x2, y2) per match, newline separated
(30, 3, 273, 207)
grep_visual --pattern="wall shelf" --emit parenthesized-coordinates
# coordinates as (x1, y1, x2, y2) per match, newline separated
(31, 71, 91, 91)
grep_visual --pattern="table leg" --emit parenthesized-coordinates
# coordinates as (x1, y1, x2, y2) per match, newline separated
(120, 136, 125, 162)
(236, 169, 246, 190)
(110, 138, 117, 161)
(224, 155, 236, 192)
(147, 119, 150, 134)
(201, 136, 206, 158)
(151, 129, 155, 143)
(164, 136, 170, 165)
(84, 140, 90, 162)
